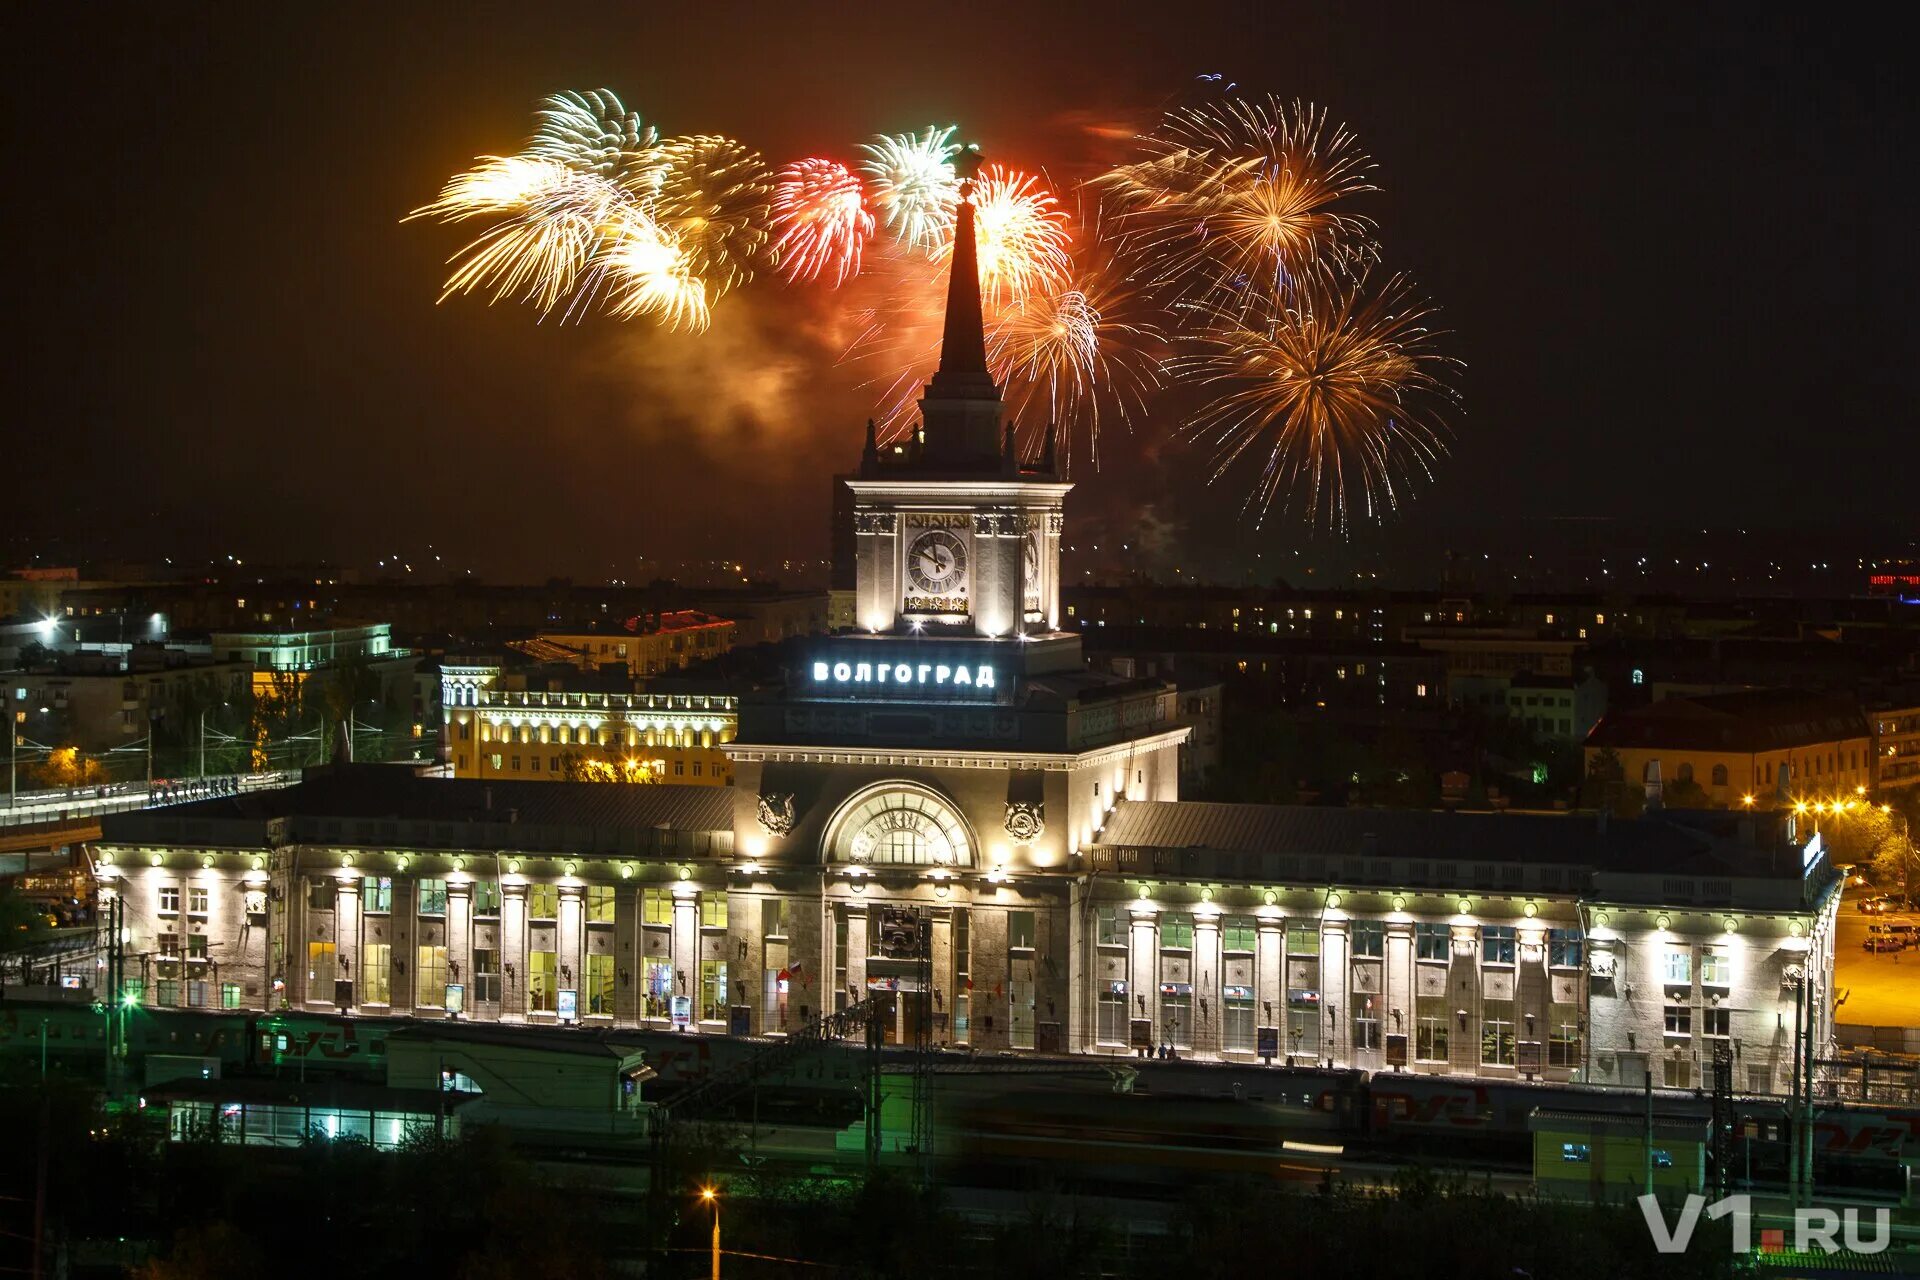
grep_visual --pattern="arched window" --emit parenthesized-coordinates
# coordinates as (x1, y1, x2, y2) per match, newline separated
(1676, 762, 1694, 783)
(1711, 764, 1728, 787)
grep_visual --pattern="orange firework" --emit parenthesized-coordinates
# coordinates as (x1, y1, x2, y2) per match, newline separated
(1182, 271, 1455, 531)
(771, 158, 874, 287)
(1101, 96, 1377, 304)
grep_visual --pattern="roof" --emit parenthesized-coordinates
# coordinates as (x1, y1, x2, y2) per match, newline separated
(99, 764, 736, 853)
(1092, 799, 1772, 874)
(386, 1022, 657, 1069)
(144, 1075, 464, 1113)
(1584, 688, 1870, 753)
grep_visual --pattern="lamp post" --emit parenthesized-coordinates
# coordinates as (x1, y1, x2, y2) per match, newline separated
(700, 1186, 720, 1280)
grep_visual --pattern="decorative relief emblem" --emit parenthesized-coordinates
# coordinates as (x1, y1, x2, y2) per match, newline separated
(1588, 951, 1617, 979)
(756, 792, 796, 837)
(973, 512, 1019, 537)
(854, 512, 897, 535)
(1004, 801, 1045, 845)
(1045, 511, 1064, 535)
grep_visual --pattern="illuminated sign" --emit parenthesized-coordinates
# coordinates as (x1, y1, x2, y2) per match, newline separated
(812, 660, 995, 690)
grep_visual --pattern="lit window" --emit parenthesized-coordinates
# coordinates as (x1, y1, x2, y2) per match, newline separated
(1562, 1143, 1591, 1163)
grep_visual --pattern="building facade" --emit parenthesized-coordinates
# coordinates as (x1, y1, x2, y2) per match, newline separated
(87, 155, 1842, 1095)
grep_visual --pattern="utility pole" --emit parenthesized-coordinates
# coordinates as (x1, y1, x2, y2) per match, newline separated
(1790, 975, 1805, 1198)
(199, 708, 207, 781)
(1801, 967, 1818, 1205)
(1642, 1072, 1654, 1197)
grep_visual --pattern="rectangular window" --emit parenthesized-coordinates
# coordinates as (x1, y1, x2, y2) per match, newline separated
(1699, 949, 1729, 987)
(700, 959, 728, 1021)
(587, 953, 615, 1016)
(360, 943, 391, 1004)
(1096, 905, 1128, 947)
(473, 948, 500, 1004)
(1160, 987, 1192, 1049)
(1010, 966, 1036, 1050)
(1286, 923, 1319, 956)
(187, 886, 209, 916)
(1482, 926, 1516, 965)
(307, 941, 336, 994)
(1549, 1012, 1583, 1067)
(158, 886, 181, 915)
(1665, 1002, 1692, 1036)
(642, 888, 674, 926)
(762, 966, 790, 1033)
(1160, 912, 1193, 950)
(1561, 1143, 1591, 1163)
(762, 898, 786, 938)
(1353, 1007, 1381, 1052)
(528, 949, 557, 1013)
(1221, 915, 1257, 952)
(528, 884, 559, 920)
(416, 945, 448, 1007)
(1287, 1001, 1320, 1059)
(1664, 948, 1692, 985)
(1481, 998, 1516, 1065)
(416, 879, 448, 916)
(1703, 1006, 1730, 1038)
(1548, 928, 1583, 968)
(220, 982, 242, 1010)
(1663, 1055, 1693, 1089)
(1097, 982, 1129, 1045)
(586, 886, 615, 924)
(700, 894, 728, 930)
(643, 961, 672, 1019)
(1415, 923, 1450, 961)
(1350, 921, 1385, 958)
(472, 880, 501, 916)
(1223, 986, 1255, 1052)
(362, 877, 392, 913)
(1008, 910, 1037, 951)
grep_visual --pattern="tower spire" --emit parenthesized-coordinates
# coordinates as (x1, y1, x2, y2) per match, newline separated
(915, 143, 1002, 468)
(929, 146, 993, 392)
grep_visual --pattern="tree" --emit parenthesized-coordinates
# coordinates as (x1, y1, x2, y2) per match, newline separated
(29, 745, 107, 789)
(1662, 776, 1711, 809)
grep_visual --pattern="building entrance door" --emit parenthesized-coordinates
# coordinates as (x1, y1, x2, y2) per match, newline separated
(899, 991, 929, 1045)
(871, 991, 899, 1044)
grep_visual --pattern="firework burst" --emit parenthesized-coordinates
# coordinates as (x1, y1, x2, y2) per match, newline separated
(409, 156, 627, 316)
(941, 164, 1073, 306)
(1181, 272, 1455, 531)
(860, 126, 960, 250)
(1102, 96, 1376, 304)
(771, 158, 873, 287)
(990, 229, 1166, 472)
(526, 89, 657, 180)
(600, 206, 710, 332)
(633, 134, 772, 300)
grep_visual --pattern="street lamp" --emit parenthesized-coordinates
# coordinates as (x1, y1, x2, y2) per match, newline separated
(700, 1186, 720, 1280)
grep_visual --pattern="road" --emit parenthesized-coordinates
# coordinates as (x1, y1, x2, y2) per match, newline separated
(1833, 878, 1920, 1028)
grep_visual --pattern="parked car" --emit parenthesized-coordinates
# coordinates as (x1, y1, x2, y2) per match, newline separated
(1861, 895, 1904, 915)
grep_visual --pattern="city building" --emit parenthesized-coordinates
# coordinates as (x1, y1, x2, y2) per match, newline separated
(5, 646, 250, 757)
(526, 611, 736, 677)
(86, 154, 1842, 1095)
(1584, 689, 1875, 808)
(1874, 704, 1920, 793)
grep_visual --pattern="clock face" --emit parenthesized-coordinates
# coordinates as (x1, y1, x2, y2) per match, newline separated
(906, 529, 968, 594)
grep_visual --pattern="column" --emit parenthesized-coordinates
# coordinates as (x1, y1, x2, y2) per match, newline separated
(1447, 925, 1479, 1075)
(501, 881, 528, 1022)
(558, 884, 585, 1017)
(446, 881, 473, 1017)
(931, 913, 954, 1047)
(1517, 922, 1550, 1076)
(335, 876, 361, 1011)
(1128, 907, 1159, 1053)
(1256, 917, 1283, 1057)
(1193, 913, 1222, 1059)
(845, 903, 869, 1005)
(1321, 918, 1349, 1067)
(1384, 920, 1414, 1069)
(671, 888, 698, 1024)
(390, 878, 416, 1016)
(283, 874, 308, 1008)
(613, 885, 640, 1026)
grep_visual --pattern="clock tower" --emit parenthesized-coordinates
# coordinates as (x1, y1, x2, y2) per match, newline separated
(847, 146, 1070, 639)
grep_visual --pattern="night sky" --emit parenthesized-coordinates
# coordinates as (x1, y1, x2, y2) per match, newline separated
(8, 3, 1912, 583)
